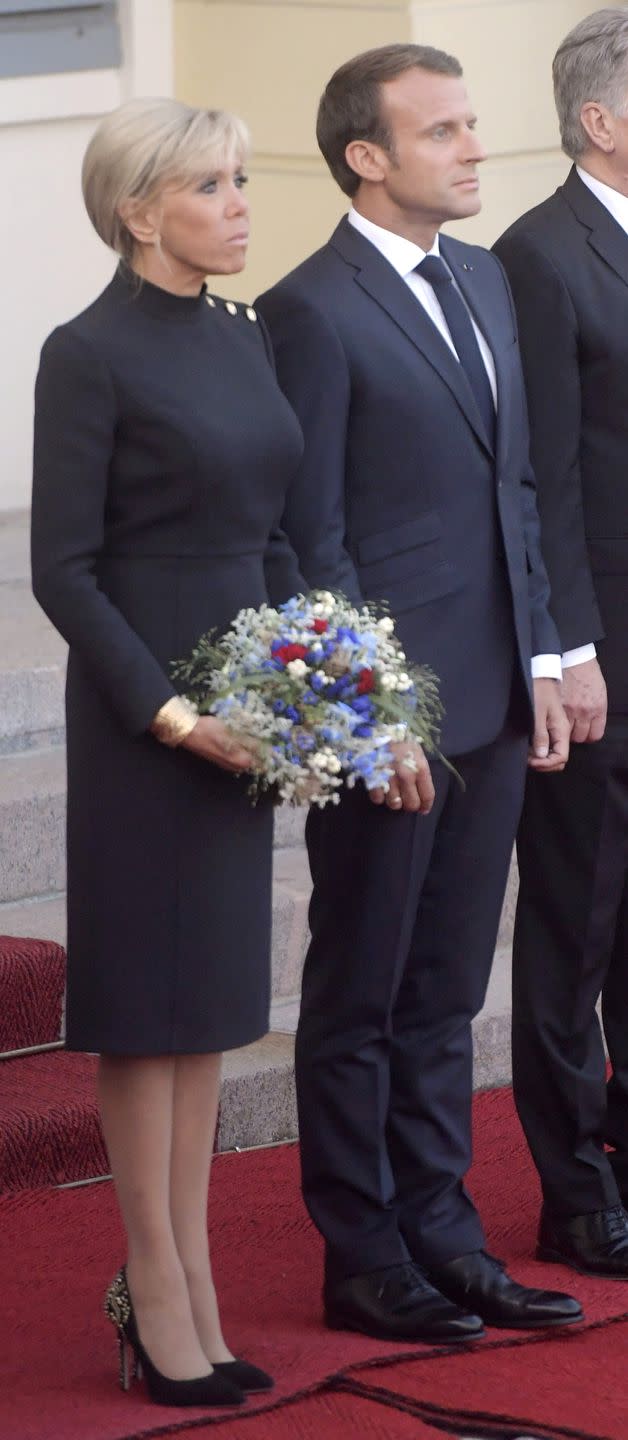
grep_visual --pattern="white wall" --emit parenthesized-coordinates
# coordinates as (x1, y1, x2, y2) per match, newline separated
(0, 0, 174, 513)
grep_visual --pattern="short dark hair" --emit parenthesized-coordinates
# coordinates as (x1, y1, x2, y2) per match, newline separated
(316, 43, 463, 197)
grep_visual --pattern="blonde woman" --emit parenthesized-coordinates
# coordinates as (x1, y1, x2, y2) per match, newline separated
(31, 99, 303, 1408)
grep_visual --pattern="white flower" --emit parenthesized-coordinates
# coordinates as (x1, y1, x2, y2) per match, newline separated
(377, 617, 395, 635)
(397, 673, 412, 691)
(286, 658, 309, 678)
(381, 672, 398, 690)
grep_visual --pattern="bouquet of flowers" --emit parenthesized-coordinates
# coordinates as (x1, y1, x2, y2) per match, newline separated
(172, 591, 444, 807)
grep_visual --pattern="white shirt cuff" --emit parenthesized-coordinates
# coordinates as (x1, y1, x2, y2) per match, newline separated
(531, 654, 562, 681)
(562, 643, 597, 669)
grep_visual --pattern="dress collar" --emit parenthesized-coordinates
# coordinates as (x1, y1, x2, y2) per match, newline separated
(111, 262, 209, 319)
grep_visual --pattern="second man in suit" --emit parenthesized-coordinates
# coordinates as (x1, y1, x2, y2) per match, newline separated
(258, 44, 580, 1341)
(495, 6, 628, 1279)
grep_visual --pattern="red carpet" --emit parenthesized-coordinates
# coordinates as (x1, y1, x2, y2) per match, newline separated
(0, 935, 65, 1050)
(0, 1051, 108, 1190)
(2, 1087, 628, 1440)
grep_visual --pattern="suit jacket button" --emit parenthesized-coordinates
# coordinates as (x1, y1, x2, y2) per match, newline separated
(225, 301, 238, 316)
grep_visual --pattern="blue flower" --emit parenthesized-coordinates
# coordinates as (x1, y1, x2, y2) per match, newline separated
(273, 700, 285, 715)
(354, 723, 374, 738)
(285, 706, 300, 722)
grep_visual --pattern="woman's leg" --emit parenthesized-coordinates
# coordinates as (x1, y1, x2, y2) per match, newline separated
(98, 1055, 214, 1379)
(169, 1052, 234, 1363)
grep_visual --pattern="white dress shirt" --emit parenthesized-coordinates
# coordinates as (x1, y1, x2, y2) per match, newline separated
(348, 207, 561, 680)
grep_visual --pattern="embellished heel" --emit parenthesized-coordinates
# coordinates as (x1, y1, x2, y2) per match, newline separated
(104, 1268, 244, 1408)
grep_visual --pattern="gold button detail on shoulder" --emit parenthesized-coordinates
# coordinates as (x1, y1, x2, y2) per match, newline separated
(245, 306, 257, 323)
(225, 301, 238, 316)
(205, 295, 216, 308)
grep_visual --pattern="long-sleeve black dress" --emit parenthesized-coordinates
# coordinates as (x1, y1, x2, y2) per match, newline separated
(31, 266, 304, 1056)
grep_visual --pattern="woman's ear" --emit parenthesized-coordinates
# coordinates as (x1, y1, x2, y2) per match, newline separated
(118, 197, 161, 246)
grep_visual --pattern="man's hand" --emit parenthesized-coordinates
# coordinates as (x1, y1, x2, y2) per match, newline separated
(369, 740, 435, 814)
(561, 657, 607, 744)
(528, 678, 570, 773)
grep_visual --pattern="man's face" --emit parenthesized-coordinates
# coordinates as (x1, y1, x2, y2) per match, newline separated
(374, 68, 487, 227)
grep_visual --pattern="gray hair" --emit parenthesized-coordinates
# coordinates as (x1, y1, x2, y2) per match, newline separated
(553, 7, 628, 159)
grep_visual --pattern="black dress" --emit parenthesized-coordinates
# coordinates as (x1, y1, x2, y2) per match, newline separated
(31, 266, 304, 1056)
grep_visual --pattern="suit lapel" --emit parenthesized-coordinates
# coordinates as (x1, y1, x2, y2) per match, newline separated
(563, 166, 628, 289)
(330, 218, 493, 456)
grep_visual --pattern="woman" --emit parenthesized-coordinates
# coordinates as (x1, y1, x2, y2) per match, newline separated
(31, 98, 303, 1408)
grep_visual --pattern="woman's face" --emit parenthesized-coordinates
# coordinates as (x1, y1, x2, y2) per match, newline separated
(132, 156, 250, 283)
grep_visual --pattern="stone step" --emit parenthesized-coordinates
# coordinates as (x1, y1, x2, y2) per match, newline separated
(0, 582, 66, 754)
(0, 744, 306, 902)
(265, 942, 515, 1090)
(220, 1033, 297, 1152)
(0, 1034, 297, 1189)
(0, 843, 311, 1010)
(0, 508, 29, 583)
(0, 740, 518, 927)
(0, 748, 66, 904)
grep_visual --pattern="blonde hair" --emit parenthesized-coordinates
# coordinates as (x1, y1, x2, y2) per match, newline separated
(82, 97, 250, 262)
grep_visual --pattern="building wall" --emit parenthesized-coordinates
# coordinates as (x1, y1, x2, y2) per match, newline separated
(174, 0, 594, 303)
(0, 0, 599, 511)
(0, 0, 173, 512)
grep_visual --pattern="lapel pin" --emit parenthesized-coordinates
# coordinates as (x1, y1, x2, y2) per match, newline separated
(462, 263, 474, 272)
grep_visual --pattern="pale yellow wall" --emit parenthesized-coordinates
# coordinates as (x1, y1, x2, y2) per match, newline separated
(174, 0, 593, 300)
(174, 0, 411, 298)
(410, 0, 598, 245)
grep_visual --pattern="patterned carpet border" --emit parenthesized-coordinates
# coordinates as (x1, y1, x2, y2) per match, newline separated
(94, 1308, 628, 1440)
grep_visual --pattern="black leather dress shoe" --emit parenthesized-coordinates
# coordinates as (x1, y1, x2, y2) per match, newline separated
(427, 1250, 583, 1330)
(324, 1261, 484, 1343)
(538, 1204, 628, 1278)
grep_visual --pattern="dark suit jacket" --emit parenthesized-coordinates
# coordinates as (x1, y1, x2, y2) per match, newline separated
(257, 217, 559, 755)
(494, 166, 628, 718)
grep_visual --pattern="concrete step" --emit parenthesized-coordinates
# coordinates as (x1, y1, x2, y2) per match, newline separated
(0, 844, 311, 1011)
(266, 942, 515, 1090)
(0, 748, 66, 904)
(0, 744, 306, 892)
(0, 1034, 297, 1188)
(220, 1033, 297, 1151)
(0, 508, 29, 582)
(0, 582, 66, 754)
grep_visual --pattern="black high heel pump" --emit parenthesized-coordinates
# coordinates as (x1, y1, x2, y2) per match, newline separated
(212, 1358, 274, 1393)
(104, 1268, 245, 1408)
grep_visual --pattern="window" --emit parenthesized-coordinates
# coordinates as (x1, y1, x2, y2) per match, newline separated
(0, 3, 121, 79)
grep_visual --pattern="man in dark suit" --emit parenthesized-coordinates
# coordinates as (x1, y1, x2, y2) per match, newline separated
(494, 7, 628, 1278)
(257, 43, 580, 1341)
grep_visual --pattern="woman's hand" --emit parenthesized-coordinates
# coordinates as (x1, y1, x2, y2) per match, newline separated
(181, 716, 258, 772)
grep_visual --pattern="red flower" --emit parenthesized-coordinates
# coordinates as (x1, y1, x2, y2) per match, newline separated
(275, 643, 309, 665)
(311, 618, 329, 634)
(357, 668, 375, 694)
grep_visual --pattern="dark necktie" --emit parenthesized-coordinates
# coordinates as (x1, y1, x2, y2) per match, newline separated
(416, 254, 495, 450)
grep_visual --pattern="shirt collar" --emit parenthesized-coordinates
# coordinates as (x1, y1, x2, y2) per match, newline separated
(348, 206, 441, 276)
(576, 165, 628, 238)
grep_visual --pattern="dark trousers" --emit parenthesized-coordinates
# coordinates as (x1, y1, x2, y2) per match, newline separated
(513, 725, 628, 1217)
(295, 725, 528, 1279)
